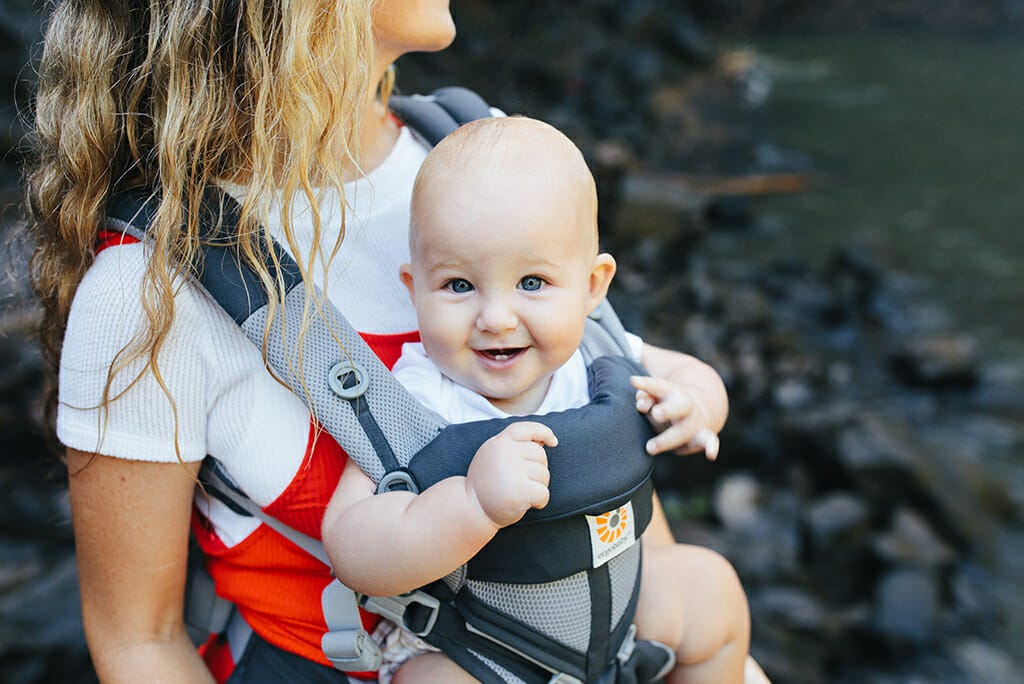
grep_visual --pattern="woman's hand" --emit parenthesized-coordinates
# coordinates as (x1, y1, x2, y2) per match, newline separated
(631, 375, 720, 459)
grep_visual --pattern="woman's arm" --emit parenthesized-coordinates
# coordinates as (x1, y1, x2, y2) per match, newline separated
(638, 343, 730, 547)
(67, 449, 214, 684)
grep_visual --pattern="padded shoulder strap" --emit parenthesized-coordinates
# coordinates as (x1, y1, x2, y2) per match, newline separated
(582, 299, 634, 364)
(388, 86, 494, 146)
(105, 188, 447, 488)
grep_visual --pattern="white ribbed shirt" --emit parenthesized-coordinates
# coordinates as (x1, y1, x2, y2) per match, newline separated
(57, 127, 430, 544)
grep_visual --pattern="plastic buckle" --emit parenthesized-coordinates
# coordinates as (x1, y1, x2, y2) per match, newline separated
(361, 591, 441, 637)
(321, 628, 382, 672)
(616, 623, 638, 664)
(328, 360, 369, 399)
(376, 469, 420, 495)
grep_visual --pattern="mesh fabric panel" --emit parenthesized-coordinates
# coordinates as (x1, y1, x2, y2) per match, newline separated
(467, 649, 529, 684)
(465, 572, 592, 653)
(607, 542, 642, 632)
(442, 565, 467, 593)
(242, 287, 447, 483)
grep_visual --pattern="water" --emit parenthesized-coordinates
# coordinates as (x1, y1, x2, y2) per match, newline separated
(729, 29, 1024, 663)
(733, 30, 1024, 362)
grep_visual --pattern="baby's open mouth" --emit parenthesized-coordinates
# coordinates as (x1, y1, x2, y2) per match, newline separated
(477, 347, 526, 362)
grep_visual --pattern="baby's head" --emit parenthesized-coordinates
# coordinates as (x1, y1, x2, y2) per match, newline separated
(401, 117, 616, 414)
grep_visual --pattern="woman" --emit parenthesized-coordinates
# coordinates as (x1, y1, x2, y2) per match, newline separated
(26, 1, 747, 682)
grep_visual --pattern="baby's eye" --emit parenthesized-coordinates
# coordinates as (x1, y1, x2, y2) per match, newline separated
(519, 275, 545, 292)
(445, 278, 474, 294)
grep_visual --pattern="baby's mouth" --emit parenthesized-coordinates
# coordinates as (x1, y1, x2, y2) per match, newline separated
(477, 347, 526, 362)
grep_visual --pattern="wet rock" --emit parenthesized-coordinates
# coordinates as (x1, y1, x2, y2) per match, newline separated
(720, 492, 803, 582)
(771, 377, 815, 411)
(721, 285, 772, 331)
(889, 333, 979, 389)
(953, 638, 1018, 683)
(872, 567, 939, 646)
(872, 508, 956, 570)
(713, 472, 763, 531)
(751, 586, 827, 632)
(804, 492, 871, 553)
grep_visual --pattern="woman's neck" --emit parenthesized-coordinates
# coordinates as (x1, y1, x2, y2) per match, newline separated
(345, 91, 401, 183)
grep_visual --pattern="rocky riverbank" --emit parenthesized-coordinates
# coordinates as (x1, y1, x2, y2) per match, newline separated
(2, 2, 1022, 683)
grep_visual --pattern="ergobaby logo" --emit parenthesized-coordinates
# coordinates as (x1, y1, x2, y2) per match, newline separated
(586, 501, 636, 568)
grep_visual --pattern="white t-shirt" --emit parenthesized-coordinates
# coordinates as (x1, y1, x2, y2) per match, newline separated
(57, 126, 430, 544)
(392, 336, 644, 421)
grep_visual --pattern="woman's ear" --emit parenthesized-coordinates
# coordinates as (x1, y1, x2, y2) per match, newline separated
(586, 253, 617, 312)
(399, 263, 416, 303)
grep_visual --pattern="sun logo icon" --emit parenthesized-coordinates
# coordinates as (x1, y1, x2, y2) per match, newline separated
(594, 506, 630, 543)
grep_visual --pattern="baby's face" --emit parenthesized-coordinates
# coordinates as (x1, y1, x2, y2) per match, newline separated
(403, 162, 612, 415)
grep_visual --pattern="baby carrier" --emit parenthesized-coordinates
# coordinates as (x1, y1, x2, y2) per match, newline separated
(104, 88, 674, 684)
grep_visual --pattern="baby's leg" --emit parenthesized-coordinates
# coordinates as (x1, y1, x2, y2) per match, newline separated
(633, 543, 750, 684)
(390, 652, 478, 684)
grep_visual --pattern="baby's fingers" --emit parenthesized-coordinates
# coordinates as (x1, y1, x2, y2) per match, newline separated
(502, 421, 559, 448)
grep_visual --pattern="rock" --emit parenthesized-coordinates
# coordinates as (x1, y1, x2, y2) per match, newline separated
(872, 567, 939, 646)
(751, 586, 827, 632)
(713, 472, 762, 530)
(804, 492, 871, 553)
(889, 333, 979, 389)
(953, 639, 1017, 683)
(872, 508, 956, 570)
(772, 377, 815, 411)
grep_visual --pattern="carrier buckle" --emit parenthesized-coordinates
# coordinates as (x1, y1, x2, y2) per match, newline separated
(617, 623, 638, 664)
(361, 590, 441, 637)
(321, 627, 382, 672)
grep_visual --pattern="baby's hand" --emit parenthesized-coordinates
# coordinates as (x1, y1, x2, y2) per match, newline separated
(631, 375, 720, 460)
(466, 421, 556, 528)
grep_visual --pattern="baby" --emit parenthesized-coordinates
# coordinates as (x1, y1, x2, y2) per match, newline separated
(323, 117, 751, 683)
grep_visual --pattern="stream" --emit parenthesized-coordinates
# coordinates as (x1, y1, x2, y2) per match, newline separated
(706, 28, 1024, 674)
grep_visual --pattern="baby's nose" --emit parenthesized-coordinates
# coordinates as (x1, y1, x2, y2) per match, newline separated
(476, 299, 518, 332)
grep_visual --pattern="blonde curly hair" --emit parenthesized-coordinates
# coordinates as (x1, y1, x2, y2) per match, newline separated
(26, 0, 384, 449)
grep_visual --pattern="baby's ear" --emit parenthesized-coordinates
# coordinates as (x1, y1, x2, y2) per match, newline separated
(399, 263, 416, 302)
(587, 253, 617, 311)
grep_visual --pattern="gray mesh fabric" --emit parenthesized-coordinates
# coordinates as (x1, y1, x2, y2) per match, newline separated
(442, 565, 467, 593)
(467, 650, 529, 684)
(241, 287, 447, 483)
(608, 541, 642, 632)
(466, 572, 592, 653)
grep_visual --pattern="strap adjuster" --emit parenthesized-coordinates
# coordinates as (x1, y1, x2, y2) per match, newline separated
(617, 623, 638, 664)
(321, 628, 382, 672)
(361, 590, 441, 637)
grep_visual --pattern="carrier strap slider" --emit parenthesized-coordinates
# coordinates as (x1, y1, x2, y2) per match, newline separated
(361, 590, 440, 637)
(617, 623, 638, 664)
(328, 360, 370, 399)
(321, 628, 382, 672)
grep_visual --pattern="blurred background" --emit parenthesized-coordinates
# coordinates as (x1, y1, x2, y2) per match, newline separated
(1, 1, 1022, 682)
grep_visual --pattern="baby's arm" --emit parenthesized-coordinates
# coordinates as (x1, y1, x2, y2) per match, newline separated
(322, 422, 556, 597)
(634, 343, 728, 458)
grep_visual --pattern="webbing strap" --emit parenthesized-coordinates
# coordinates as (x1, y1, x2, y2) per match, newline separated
(199, 459, 330, 565)
(200, 461, 382, 671)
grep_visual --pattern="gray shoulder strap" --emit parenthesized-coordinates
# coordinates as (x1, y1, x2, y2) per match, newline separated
(581, 298, 634, 364)
(106, 188, 447, 490)
(388, 86, 494, 146)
